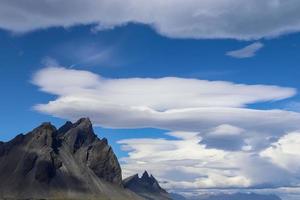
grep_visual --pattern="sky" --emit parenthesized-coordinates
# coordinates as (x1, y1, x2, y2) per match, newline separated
(1, 1, 300, 199)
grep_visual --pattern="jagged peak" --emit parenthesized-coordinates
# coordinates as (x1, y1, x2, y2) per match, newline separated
(102, 137, 108, 145)
(141, 170, 157, 184)
(126, 171, 159, 186)
(123, 173, 139, 184)
(142, 170, 150, 179)
(72, 117, 95, 138)
(37, 122, 57, 131)
(74, 117, 92, 127)
(57, 118, 94, 135)
(56, 118, 98, 153)
(123, 171, 169, 198)
(29, 122, 57, 141)
(56, 121, 73, 135)
(71, 118, 95, 135)
(0, 118, 125, 197)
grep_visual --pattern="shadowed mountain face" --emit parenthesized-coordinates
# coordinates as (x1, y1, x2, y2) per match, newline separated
(0, 118, 143, 200)
(123, 171, 172, 200)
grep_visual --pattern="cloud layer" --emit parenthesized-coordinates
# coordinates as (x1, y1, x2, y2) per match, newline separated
(2, 0, 300, 40)
(32, 66, 300, 198)
(118, 132, 294, 191)
(32, 67, 299, 141)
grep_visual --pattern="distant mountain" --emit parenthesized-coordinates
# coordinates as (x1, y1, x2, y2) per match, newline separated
(123, 171, 172, 200)
(171, 192, 281, 200)
(0, 118, 142, 200)
(170, 192, 188, 200)
(198, 193, 281, 200)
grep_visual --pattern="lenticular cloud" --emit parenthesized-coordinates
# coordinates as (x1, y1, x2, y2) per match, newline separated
(32, 67, 300, 149)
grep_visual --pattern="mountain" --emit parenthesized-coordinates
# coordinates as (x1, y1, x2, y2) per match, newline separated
(123, 171, 172, 200)
(0, 118, 143, 200)
(170, 193, 188, 200)
(0, 118, 282, 200)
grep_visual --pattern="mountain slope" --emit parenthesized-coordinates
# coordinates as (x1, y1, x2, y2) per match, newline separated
(0, 118, 143, 200)
(123, 171, 172, 200)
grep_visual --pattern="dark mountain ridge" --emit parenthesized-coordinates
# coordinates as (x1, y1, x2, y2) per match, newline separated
(123, 171, 172, 200)
(0, 118, 142, 200)
(0, 118, 281, 200)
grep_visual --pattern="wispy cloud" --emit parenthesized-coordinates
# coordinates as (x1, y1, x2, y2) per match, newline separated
(226, 42, 264, 58)
(50, 40, 119, 68)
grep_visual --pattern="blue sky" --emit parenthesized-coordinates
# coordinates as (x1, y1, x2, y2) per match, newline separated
(1, 1, 300, 199)
(1, 24, 299, 137)
(1, 24, 300, 153)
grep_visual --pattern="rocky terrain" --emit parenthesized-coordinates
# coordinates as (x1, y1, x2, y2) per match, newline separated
(0, 118, 143, 200)
(123, 171, 172, 200)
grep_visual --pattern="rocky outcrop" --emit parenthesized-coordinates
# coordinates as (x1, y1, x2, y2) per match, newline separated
(123, 171, 171, 200)
(0, 118, 142, 200)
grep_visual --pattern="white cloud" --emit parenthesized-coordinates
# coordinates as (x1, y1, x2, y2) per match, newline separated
(31, 66, 300, 197)
(118, 133, 248, 189)
(200, 124, 246, 151)
(209, 124, 245, 136)
(118, 131, 294, 192)
(2, 1, 300, 40)
(33, 67, 296, 109)
(166, 131, 200, 140)
(261, 132, 300, 173)
(226, 42, 264, 58)
(32, 67, 300, 151)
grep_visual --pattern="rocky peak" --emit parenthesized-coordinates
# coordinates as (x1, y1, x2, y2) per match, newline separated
(56, 121, 73, 135)
(71, 118, 94, 135)
(29, 122, 57, 148)
(123, 171, 171, 200)
(124, 171, 166, 193)
(32, 122, 56, 134)
(74, 117, 92, 126)
(60, 118, 97, 153)
(142, 171, 150, 179)
(0, 118, 122, 189)
(140, 171, 157, 186)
